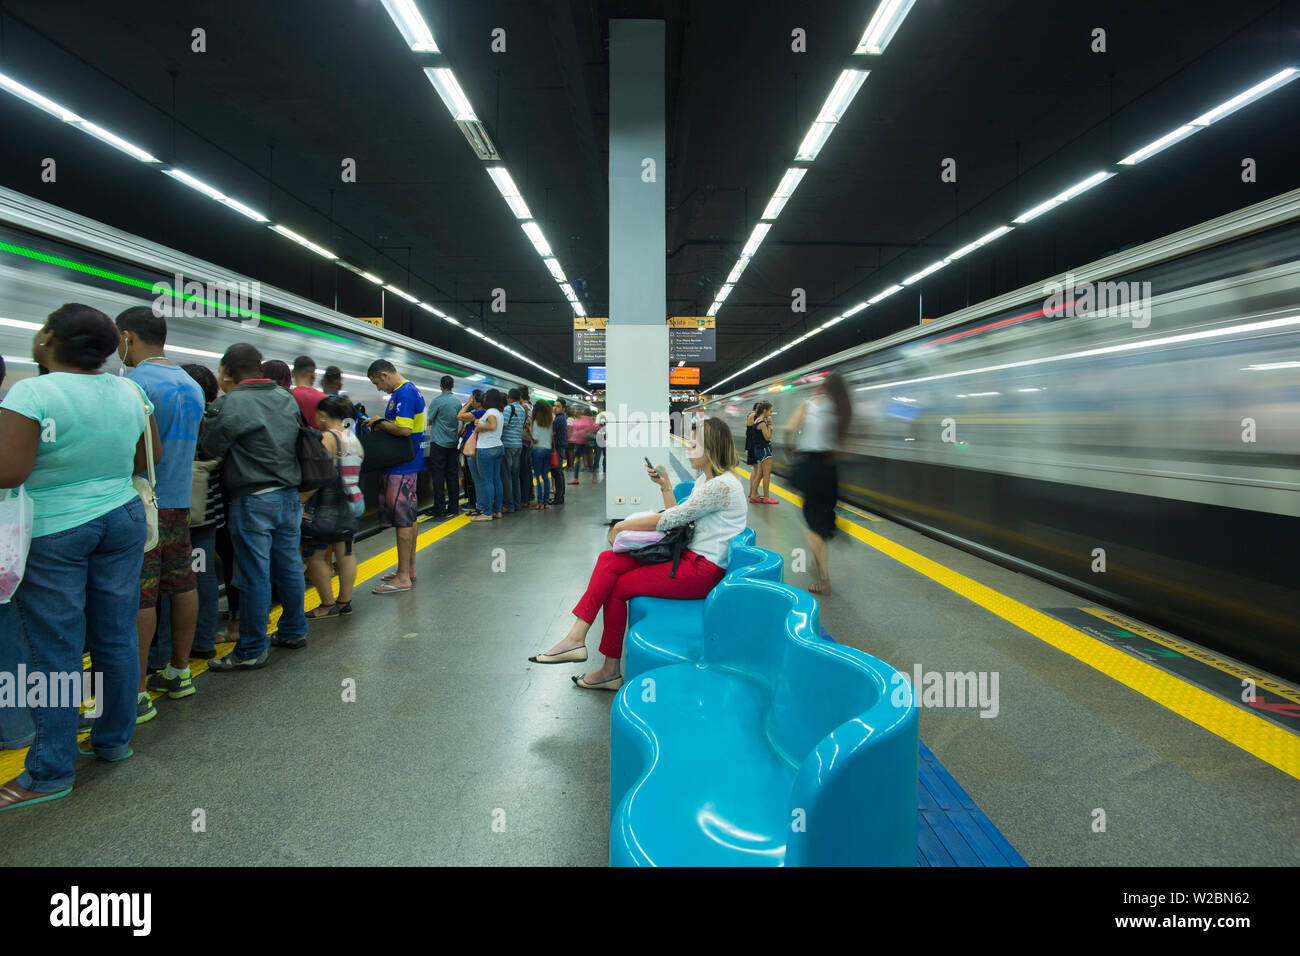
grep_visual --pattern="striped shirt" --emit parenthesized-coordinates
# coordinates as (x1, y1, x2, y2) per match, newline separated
(330, 428, 365, 517)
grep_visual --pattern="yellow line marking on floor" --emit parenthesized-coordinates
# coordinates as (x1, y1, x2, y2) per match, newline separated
(0, 514, 471, 784)
(691, 438, 1300, 778)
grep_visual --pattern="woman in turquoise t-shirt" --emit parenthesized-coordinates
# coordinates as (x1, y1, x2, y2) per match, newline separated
(0, 303, 160, 813)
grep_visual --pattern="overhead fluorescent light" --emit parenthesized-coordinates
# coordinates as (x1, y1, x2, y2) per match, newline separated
(761, 195, 790, 221)
(384, 284, 418, 302)
(486, 166, 531, 219)
(707, 302, 721, 317)
(457, 119, 499, 161)
(0, 72, 81, 122)
(379, 0, 440, 51)
(725, 257, 751, 285)
(70, 121, 159, 163)
(162, 168, 268, 221)
(521, 221, 552, 257)
(559, 283, 578, 301)
(795, 122, 836, 161)
(842, 301, 868, 318)
(424, 68, 477, 121)
(902, 261, 947, 285)
(218, 196, 270, 223)
(946, 224, 1014, 261)
(362, 272, 384, 285)
(816, 70, 869, 123)
(1012, 197, 1061, 224)
(1118, 125, 1200, 165)
(715, 284, 734, 304)
(166, 345, 225, 359)
(773, 167, 808, 198)
(418, 302, 446, 317)
(821, 316, 845, 329)
(1053, 171, 1113, 203)
(571, 301, 586, 317)
(741, 222, 771, 259)
(1192, 68, 1299, 126)
(271, 225, 337, 259)
(869, 284, 904, 304)
(543, 258, 567, 282)
(856, 0, 917, 54)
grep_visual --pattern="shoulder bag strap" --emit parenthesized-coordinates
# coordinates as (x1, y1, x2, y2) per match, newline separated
(131, 380, 157, 490)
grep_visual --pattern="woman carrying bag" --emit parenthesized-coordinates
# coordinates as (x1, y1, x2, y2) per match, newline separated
(0, 304, 160, 812)
(457, 390, 485, 516)
(302, 396, 364, 622)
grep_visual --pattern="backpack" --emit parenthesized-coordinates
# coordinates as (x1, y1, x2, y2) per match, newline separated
(301, 436, 358, 539)
(296, 414, 334, 491)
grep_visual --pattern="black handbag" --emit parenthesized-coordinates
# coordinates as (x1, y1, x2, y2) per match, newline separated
(360, 426, 416, 473)
(302, 442, 357, 539)
(627, 523, 695, 577)
(296, 418, 334, 491)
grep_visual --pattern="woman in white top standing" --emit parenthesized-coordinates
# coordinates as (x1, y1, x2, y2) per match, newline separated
(471, 389, 505, 521)
(529, 418, 748, 690)
(784, 371, 853, 594)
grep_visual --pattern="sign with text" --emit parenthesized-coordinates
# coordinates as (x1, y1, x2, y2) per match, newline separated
(357, 316, 384, 329)
(587, 366, 607, 384)
(669, 327, 715, 362)
(574, 316, 607, 363)
(669, 366, 700, 385)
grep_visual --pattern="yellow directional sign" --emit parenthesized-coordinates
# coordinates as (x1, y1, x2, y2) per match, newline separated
(668, 316, 715, 329)
(574, 316, 608, 330)
(357, 316, 384, 329)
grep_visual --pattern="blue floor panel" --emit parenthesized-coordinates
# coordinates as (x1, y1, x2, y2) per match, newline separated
(917, 742, 1029, 867)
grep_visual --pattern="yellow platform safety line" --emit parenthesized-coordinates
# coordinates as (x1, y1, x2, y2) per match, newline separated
(0, 514, 471, 783)
(718, 446, 1300, 779)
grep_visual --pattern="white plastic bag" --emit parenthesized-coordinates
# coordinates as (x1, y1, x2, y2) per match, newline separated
(0, 486, 34, 604)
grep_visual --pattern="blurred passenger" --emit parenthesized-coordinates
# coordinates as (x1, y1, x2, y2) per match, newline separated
(0, 304, 159, 810)
(426, 375, 462, 518)
(200, 343, 306, 665)
(471, 388, 505, 521)
(116, 307, 205, 715)
(291, 355, 325, 424)
(304, 396, 364, 619)
(366, 360, 425, 594)
(590, 410, 608, 483)
(529, 399, 554, 510)
(261, 359, 291, 389)
(181, 363, 223, 659)
(748, 401, 776, 504)
(530, 419, 747, 690)
(458, 389, 486, 517)
(518, 389, 535, 506)
(501, 388, 526, 513)
(551, 398, 568, 505)
(785, 372, 852, 594)
(321, 365, 344, 397)
(0, 353, 35, 753)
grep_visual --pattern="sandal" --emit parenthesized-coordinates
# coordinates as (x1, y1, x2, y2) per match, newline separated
(372, 583, 413, 594)
(307, 603, 338, 620)
(382, 571, 416, 583)
(471, 515, 493, 522)
(0, 779, 73, 813)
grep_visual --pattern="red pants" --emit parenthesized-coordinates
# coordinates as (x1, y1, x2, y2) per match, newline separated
(573, 549, 725, 658)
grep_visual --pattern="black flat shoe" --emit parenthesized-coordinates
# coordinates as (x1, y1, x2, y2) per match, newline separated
(528, 646, 588, 664)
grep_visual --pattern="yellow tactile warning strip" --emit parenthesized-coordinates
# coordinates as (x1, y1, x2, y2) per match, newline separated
(0, 513, 470, 783)
(709, 446, 1300, 779)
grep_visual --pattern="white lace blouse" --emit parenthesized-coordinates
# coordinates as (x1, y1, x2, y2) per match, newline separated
(654, 470, 749, 569)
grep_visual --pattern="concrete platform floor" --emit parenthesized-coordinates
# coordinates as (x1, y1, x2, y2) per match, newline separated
(1, 447, 1296, 865)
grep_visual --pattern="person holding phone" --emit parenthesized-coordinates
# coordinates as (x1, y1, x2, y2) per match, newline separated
(528, 418, 748, 690)
(747, 401, 777, 504)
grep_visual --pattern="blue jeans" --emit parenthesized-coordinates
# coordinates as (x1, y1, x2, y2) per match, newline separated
(466, 454, 481, 510)
(13, 497, 146, 790)
(532, 447, 552, 504)
(502, 447, 522, 511)
(150, 522, 220, 664)
(227, 488, 306, 659)
(477, 445, 505, 515)
(0, 602, 35, 749)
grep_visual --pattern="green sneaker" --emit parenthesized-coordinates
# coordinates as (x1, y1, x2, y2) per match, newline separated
(146, 668, 196, 699)
(136, 694, 157, 724)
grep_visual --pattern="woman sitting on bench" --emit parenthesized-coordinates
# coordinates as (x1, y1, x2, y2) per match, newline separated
(530, 418, 748, 690)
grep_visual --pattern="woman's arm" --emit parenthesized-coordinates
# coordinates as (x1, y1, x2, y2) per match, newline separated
(456, 406, 475, 422)
(0, 410, 39, 488)
(476, 413, 498, 432)
(133, 415, 162, 476)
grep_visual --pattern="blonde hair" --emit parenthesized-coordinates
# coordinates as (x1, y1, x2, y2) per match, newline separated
(697, 417, 738, 477)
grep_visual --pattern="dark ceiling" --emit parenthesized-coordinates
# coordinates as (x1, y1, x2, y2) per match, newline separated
(1, 0, 1297, 394)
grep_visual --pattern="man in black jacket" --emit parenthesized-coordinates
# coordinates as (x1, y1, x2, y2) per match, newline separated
(198, 343, 307, 669)
(550, 399, 568, 505)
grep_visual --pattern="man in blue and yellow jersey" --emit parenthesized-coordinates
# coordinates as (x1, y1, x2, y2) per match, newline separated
(366, 360, 426, 593)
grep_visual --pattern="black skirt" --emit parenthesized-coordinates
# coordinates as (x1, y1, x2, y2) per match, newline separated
(795, 451, 838, 540)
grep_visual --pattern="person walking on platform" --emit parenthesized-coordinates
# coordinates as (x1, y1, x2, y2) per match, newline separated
(426, 375, 461, 518)
(200, 343, 307, 664)
(747, 401, 777, 504)
(785, 372, 852, 595)
(529, 418, 748, 690)
(0, 304, 158, 810)
(528, 399, 554, 509)
(116, 307, 205, 715)
(550, 398, 568, 504)
(366, 360, 426, 594)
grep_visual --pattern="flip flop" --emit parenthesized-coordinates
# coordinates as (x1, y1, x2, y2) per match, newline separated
(471, 515, 492, 522)
(371, 583, 413, 594)
(381, 572, 416, 583)
(0, 781, 73, 813)
(572, 674, 623, 691)
(529, 646, 588, 664)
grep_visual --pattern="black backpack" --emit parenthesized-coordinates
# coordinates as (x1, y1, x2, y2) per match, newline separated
(302, 438, 358, 539)
(627, 523, 695, 577)
(296, 414, 334, 491)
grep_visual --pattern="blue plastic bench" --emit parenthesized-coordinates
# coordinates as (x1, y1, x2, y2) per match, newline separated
(624, 541, 781, 681)
(610, 576, 918, 866)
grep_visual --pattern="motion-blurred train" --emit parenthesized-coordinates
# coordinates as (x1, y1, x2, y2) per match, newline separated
(698, 188, 1300, 681)
(0, 186, 584, 532)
